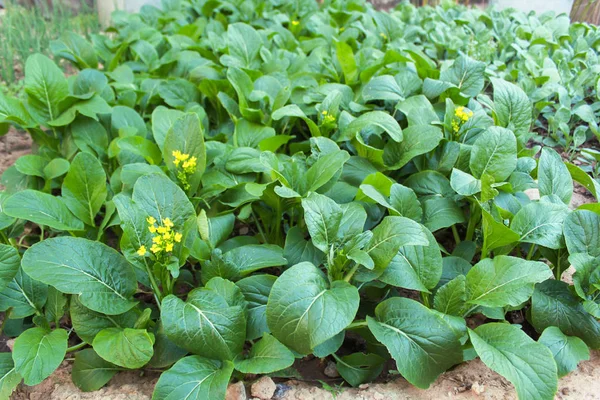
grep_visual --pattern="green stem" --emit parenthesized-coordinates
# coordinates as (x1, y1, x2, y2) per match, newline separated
(0, 231, 9, 245)
(420, 292, 431, 308)
(465, 204, 478, 242)
(451, 225, 461, 244)
(40, 225, 45, 242)
(526, 244, 536, 260)
(343, 264, 359, 283)
(143, 260, 163, 309)
(347, 320, 368, 329)
(66, 341, 87, 353)
(251, 209, 268, 244)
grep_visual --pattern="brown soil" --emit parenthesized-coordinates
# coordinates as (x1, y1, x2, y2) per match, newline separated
(0, 127, 31, 186)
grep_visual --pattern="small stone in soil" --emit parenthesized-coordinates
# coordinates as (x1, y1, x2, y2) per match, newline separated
(251, 376, 276, 400)
(358, 383, 369, 390)
(226, 381, 247, 400)
(471, 382, 485, 395)
(273, 383, 291, 399)
(324, 361, 339, 378)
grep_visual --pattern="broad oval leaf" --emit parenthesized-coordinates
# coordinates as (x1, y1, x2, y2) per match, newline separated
(92, 328, 154, 369)
(152, 356, 233, 400)
(13, 327, 68, 385)
(510, 201, 569, 249)
(0, 244, 20, 293)
(267, 262, 359, 354)
(0, 353, 21, 399)
(22, 237, 138, 315)
(233, 333, 295, 374)
(72, 348, 121, 392)
(469, 323, 557, 400)
(538, 148, 573, 205)
(3, 190, 84, 231)
(538, 327, 590, 378)
(367, 297, 462, 388)
(469, 126, 517, 182)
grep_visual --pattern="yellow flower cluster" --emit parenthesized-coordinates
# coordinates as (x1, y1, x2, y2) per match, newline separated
(291, 20, 299, 26)
(321, 110, 336, 124)
(172, 151, 197, 190)
(137, 216, 182, 257)
(452, 106, 474, 133)
(380, 32, 387, 40)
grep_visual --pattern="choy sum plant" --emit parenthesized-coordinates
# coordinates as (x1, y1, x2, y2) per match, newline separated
(0, 1, 599, 399)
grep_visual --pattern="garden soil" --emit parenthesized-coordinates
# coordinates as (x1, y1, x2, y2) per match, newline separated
(2, 128, 600, 400)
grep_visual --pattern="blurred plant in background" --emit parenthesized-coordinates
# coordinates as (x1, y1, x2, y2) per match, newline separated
(0, 0, 99, 92)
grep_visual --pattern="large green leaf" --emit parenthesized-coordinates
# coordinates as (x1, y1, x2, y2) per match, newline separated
(221, 23, 262, 68)
(0, 244, 20, 293)
(152, 356, 233, 400)
(62, 152, 107, 226)
(531, 280, 600, 349)
(367, 297, 462, 388)
(12, 327, 68, 385)
(161, 282, 246, 361)
(379, 228, 442, 292)
(465, 256, 552, 308)
(233, 333, 295, 374)
(0, 268, 47, 318)
(469, 126, 517, 182)
(538, 327, 589, 378)
(24, 53, 69, 123)
(266, 262, 359, 354)
(0, 353, 21, 399)
(481, 208, 519, 254)
(336, 353, 386, 387)
(3, 190, 84, 231)
(383, 125, 442, 170)
(301, 192, 343, 253)
(236, 275, 276, 340)
(163, 113, 207, 193)
(538, 148, 572, 205)
(70, 296, 137, 344)
(469, 323, 557, 400)
(92, 328, 154, 369)
(563, 210, 600, 258)
(21, 237, 138, 315)
(511, 201, 568, 249)
(491, 78, 532, 141)
(72, 348, 121, 392)
(434, 275, 466, 316)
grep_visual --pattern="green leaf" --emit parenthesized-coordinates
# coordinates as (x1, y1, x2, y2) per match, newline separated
(367, 297, 462, 388)
(389, 184, 422, 221)
(236, 275, 276, 340)
(440, 55, 486, 97)
(301, 193, 343, 253)
(152, 356, 233, 400)
(0, 353, 21, 399)
(538, 327, 590, 378)
(22, 237, 138, 315)
(62, 152, 107, 226)
(271, 105, 321, 138)
(70, 296, 137, 344)
(379, 228, 442, 292)
(14, 155, 46, 178)
(235, 119, 275, 149)
(336, 41, 358, 84)
(422, 197, 465, 232)
(364, 216, 429, 277)
(491, 78, 533, 141)
(0, 268, 47, 319)
(45, 286, 67, 326)
(234, 333, 295, 374)
(0, 244, 20, 293)
(161, 283, 246, 360)
(222, 244, 287, 277)
(450, 169, 481, 196)
(336, 353, 385, 387)
(222, 23, 262, 68)
(531, 280, 600, 349)
(72, 348, 121, 392)
(304, 150, 350, 193)
(383, 125, 442, 170)
(163, 113, 207, 193)
(481, 208, 520, 254)
(267, 262, 359, 354)
(538, 148, 573, 205)
(339, 111, 402, 143)
(151, 106, 184, 149)
(24, 54, 69, 123)
(510, 201, 568, 249)
(13, 327, 68, 385)
(50, 31, 98, 69)
(3, 190, 84, 231)
(469, 127, 517, 182)
(469, 323, 557, 400)
(566, 162, 599, 199)
(43, 158, 70, 180)
(362, 75, 404, 102)
(92, 328, 154, 369)
(564, 210, 600, 258)
(434, 275, 466, 316)
(466, 256, 552, 308)
(132, 174, 195, 231)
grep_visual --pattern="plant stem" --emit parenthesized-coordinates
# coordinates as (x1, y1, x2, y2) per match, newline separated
(526, 244, 536, 260)
(420, 291, 431, 308)
(347, 320, 368, 329)
(251, 209, 268, 244)
(451, 225, 461, 244)
(66, 341, 87, 353)
(465, 204, 478, 242)
(143, 260, 163, 309)
(343, 264, 359, 283)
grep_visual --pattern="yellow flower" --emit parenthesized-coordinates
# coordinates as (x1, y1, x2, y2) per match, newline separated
(292, 20, 299, 26)
(174, 233, 183, 243)
(148, 225, 157, 233)
(182, 157, 197, 174)
(157, 226, 169, 234)
(150, 244, 161, 254)
(137, 246, 147, 256)
(452, 106, 473, 133)
(163, 218, 174, 228)
(340, 27, 345, 32)
(145, 215, 182, 256)
(165, 243, 174, 252)
(146, 216, 156, 225)
(322, 110, 328, 115)
(380, 32, 387, 39)
(153, 236, 162, 244)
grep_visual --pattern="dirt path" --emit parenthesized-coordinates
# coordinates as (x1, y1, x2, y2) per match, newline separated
(0, 127, 31, 185)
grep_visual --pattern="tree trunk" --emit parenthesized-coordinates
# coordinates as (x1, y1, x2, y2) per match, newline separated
(570, 0, 600, 24)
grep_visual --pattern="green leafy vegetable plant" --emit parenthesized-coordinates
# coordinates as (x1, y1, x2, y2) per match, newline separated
(0, 1, 599, 400)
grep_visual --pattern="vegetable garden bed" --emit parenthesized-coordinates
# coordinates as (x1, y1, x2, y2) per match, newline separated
(0, 1, 599, 400)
